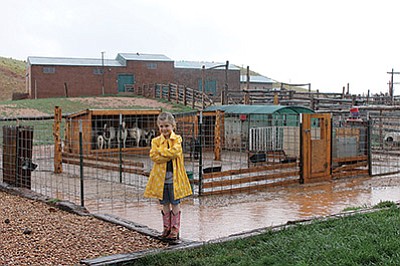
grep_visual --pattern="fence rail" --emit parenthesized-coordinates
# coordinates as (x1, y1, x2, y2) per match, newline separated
(124, 83, 214, 109)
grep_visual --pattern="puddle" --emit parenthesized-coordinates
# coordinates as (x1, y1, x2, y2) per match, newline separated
(87, 175, 400, 242)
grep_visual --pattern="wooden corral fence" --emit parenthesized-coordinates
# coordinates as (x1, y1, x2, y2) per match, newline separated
(124, 83, 214, 109)
(229, 88, 397, 112)
(201, 162, 300, 196)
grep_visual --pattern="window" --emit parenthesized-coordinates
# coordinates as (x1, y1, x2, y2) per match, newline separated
(93, 68, 104, 75)
(43, 67, 55, 74)
(147, 63, 157, 69)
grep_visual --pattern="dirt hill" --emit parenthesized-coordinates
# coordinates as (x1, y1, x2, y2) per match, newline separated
(0, 57, 26, 101)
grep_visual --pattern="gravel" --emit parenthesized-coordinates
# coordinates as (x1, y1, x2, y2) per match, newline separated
(0, 189, 168, 265)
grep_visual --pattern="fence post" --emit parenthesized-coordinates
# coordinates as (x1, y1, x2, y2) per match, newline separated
(198, 112, 203, 196)
(119, 114, 123, 183)
(168, 84, 171, 102)
(192, 89, 195, 109)
(183, 86, 187, 106)
(79, 120, 84, 207)
(54, 106, 63, 173)
(214, 110, 221, 160)
(176, 85, 179, 104)
(159, 85, 163, 99)
(367, 118, 372, 176)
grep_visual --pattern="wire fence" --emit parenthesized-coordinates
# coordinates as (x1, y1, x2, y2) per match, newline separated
(1, 109, 399, 213)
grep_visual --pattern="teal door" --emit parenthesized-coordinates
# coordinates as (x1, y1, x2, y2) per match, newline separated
(117, 74, 134, 92)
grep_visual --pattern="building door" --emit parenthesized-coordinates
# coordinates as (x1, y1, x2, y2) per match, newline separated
(117, 74, 134, 92)
(301, 113, 331, 183)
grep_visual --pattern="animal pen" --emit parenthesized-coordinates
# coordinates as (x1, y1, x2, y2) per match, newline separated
(0, 105, 398, 213)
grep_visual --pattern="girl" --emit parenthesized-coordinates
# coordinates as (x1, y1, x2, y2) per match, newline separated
(144, 112, 192, 240)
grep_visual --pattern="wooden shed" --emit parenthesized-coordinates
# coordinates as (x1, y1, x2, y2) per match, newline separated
(64, 109, 161, 155)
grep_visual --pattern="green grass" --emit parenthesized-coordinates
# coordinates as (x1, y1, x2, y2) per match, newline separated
(133, 204, 400, 266)
(0, 56, 25, 75)
(0, 95, 195, 116)
(0, 95, 194, 147)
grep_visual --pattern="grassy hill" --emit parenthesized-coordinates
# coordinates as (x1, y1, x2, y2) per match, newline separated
(0, 57, 26, 101)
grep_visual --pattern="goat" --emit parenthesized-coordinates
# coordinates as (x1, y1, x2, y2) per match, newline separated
(117, 121, 128, 148)
(128, 126, 145, 147)
(97, 135, 105, 150)
(145, 129, 156, 146)
(103, 123, 116, 149)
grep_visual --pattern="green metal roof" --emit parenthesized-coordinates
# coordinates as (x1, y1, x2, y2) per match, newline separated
(204, 105, 314, 114)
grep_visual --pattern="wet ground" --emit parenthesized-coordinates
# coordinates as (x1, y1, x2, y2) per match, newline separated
(87, 174, 400, 242)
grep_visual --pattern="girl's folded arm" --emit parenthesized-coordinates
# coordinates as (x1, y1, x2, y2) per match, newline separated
(159, 137, 182, 159)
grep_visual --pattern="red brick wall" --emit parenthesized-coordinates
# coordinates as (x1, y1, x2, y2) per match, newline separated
(125, 61, 174, 89)
(28, 61, 175, 99)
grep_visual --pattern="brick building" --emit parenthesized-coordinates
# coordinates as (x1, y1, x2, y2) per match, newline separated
(26, 53, 241, 101)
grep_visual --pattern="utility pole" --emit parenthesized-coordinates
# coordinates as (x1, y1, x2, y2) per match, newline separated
(224, 60, 229, 105)
(387, 68, 400, 103)
(202, 65, 205, 110)
(101, 51, 105, 95)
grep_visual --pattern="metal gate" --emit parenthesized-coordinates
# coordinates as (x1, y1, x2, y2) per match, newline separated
(369, 112, 400, 176)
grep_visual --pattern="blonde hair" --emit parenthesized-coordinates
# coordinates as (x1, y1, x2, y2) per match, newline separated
(157, 112, 176, 129)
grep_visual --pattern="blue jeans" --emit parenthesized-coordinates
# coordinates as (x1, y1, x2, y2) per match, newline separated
(159, 183, 181, 205)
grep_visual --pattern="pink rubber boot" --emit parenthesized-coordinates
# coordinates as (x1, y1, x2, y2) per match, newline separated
(160, 210, 171, 239)
(167, 211, 181, 240)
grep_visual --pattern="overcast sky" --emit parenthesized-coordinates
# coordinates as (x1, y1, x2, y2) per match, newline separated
(2, 0, 400, 95)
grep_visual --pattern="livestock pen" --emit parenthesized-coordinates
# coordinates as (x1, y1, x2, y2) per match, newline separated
(1, 105, 397, 213)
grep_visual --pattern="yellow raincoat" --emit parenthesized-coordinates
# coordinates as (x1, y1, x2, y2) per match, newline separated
(144, 132, 192, 200)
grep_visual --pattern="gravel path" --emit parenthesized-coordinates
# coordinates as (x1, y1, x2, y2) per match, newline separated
(0, 189, 167, 265)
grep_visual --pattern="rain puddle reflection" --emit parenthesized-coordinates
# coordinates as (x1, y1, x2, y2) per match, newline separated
(88, 175, 400, 242)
